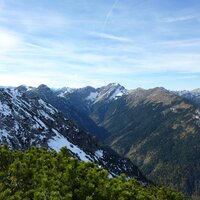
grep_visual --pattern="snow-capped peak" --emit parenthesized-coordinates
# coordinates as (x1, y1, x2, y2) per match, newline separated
(96, 83, 128, 102)
(85, 83, 128, 104)
(57, 87, 75, 98)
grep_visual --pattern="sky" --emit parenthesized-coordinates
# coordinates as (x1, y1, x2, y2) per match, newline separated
(0, 0, 200, 90)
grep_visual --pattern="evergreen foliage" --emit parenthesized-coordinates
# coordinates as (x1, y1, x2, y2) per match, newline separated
(0, 145, 184, 200)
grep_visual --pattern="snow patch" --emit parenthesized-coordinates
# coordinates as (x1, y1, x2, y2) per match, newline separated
(0, 102, 12, 116)
(14, 122, 20, 131)
(57, 92, 65, 98)
(9, 88, 22, 99)
(48, 129, 93, 162)
(86, 92, 99, 102)
(109, 87, 127, 101)
(57, 87, 74, 98)
(95, 150, 104, 159)
(33, 116, 48, 129)
(38, 99, 56, 114)
(0, 129, 9, 138)
(38, 110, 54, 121)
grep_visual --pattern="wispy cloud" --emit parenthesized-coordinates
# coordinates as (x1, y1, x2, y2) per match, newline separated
(149, 38, 200, 48)
(163, 15, 197, 23)
(0, 9, 69, 33)
(94, 66, 133, 74)
(135, 53, 200, 73)
(177, 75, 199, 80)
(89, 32, 132, 42)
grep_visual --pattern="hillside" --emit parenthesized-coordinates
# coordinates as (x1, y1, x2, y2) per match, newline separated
(56, 84, 200, 197)
(90, 87, 200, 197)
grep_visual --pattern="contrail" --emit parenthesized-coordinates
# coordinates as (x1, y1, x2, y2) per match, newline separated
(102, 0, 120, 32)
(101, 0, 149, 32)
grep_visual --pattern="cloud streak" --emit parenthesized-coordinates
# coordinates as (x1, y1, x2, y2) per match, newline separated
(89, 32, 132, 42)
(163, 15, 197, 23)
(102, 0, 120, 32)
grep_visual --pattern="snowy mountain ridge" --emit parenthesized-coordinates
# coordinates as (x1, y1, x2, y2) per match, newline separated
(0, 85, 146, 181)
(174, 89, 200, 97)
(55, 83, 128, 104)
(91, 83, 128, 103)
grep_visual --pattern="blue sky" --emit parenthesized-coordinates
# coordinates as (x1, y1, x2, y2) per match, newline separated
(0, 0, 200, 90)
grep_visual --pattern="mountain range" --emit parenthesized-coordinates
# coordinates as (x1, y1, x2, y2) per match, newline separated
(0, 85, 146, 182)
(52, 83, 200, 197)
(1, 83, 200, 197)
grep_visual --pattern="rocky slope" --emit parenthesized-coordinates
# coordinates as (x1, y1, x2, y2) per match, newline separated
(0, 86, 146, 182)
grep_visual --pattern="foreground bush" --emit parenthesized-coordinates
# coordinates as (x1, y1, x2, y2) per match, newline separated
(0, 145, 184, 200)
